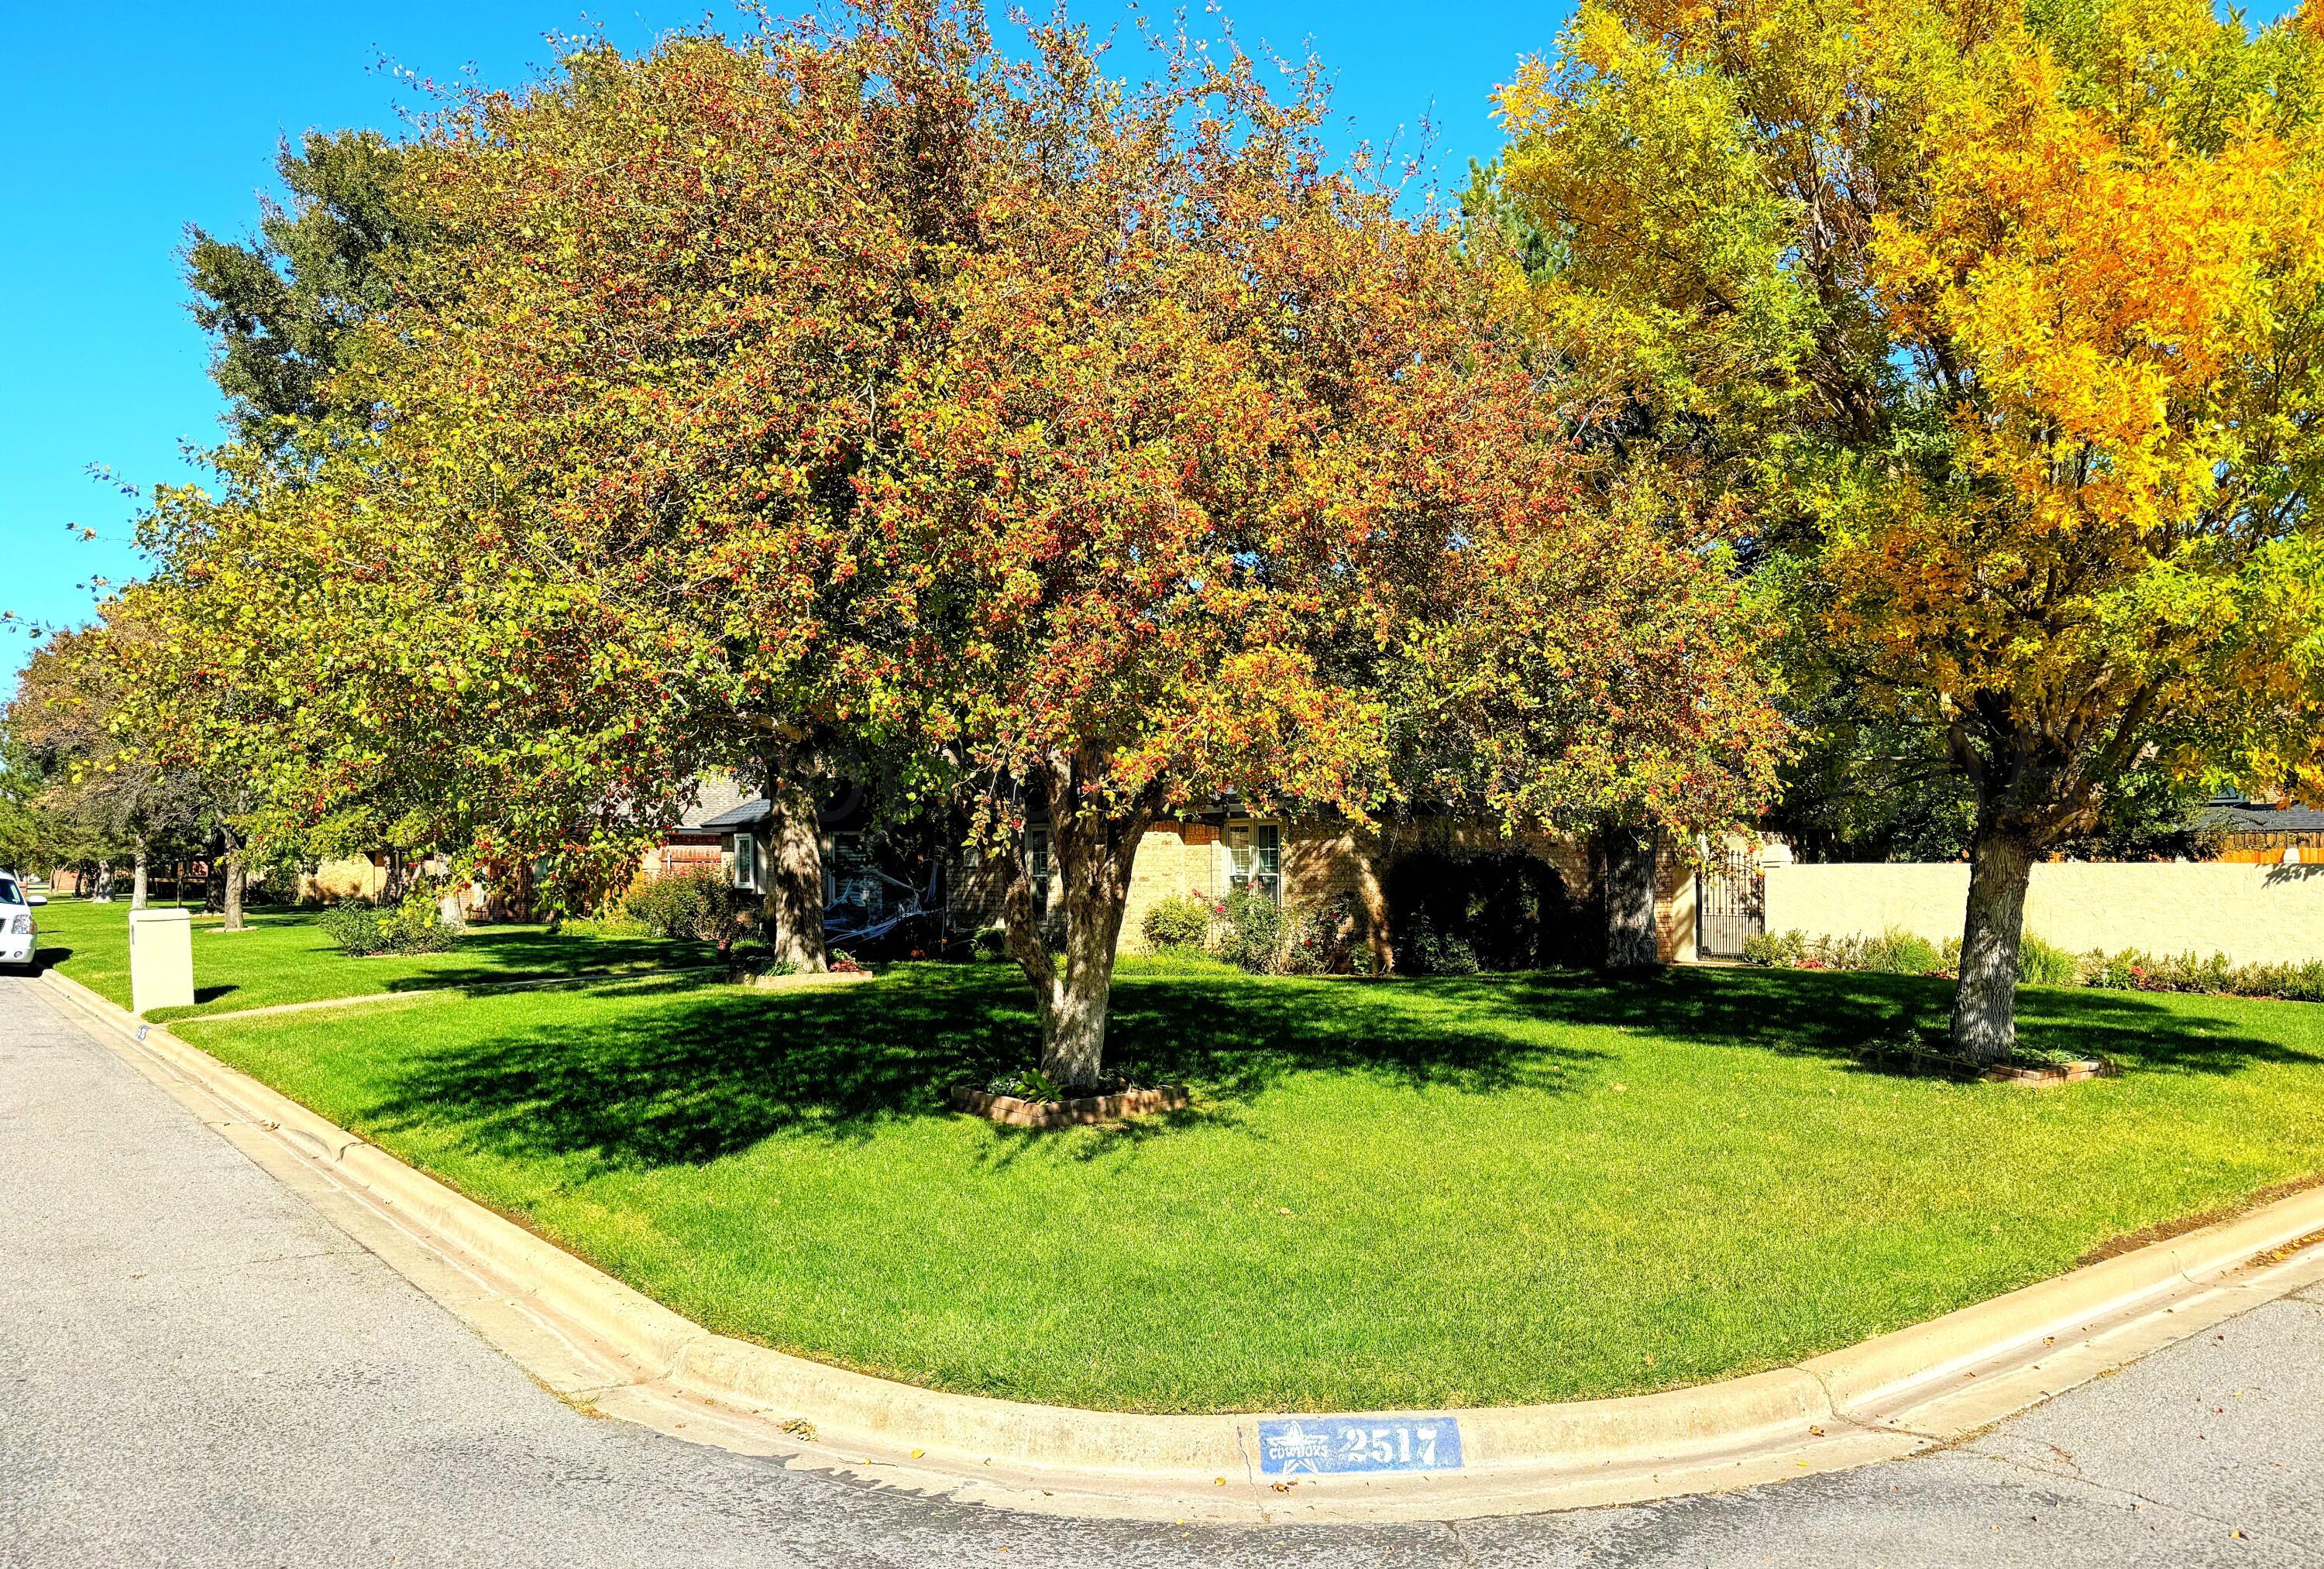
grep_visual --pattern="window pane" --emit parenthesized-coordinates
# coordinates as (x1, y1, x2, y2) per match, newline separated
(1028, 829, 1051, 914)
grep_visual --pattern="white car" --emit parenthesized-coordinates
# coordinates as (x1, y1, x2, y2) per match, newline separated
(0, 871, 45, 971)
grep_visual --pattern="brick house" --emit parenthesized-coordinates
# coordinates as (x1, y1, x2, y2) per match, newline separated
(670, 789, 1699, 966)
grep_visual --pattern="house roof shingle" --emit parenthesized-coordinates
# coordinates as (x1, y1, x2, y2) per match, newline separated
(2202, 801, 2324, 833)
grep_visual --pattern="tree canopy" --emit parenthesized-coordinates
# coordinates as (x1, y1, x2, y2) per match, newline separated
(99, 2, 1785, 1083)
(1492, 0, 2324, 1059)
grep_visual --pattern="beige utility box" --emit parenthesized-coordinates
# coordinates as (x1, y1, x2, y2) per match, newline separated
(129, 906, 195, 1015)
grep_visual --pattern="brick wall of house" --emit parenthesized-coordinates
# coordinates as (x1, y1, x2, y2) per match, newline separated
(946, 846, 1012, 936)
(1116, 815, 1602, 959)
(944, 813, 1707, 966)
(1119, 821, 1222, 943)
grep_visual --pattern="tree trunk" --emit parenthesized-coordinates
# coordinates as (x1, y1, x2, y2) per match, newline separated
(219, 823, 247, 932)
(131, 841, 150, 912)
(1002, 804, 1149, 1090)
(761, 774, 829, 972)
(1601, 823, 1661, 970)
(1949, 819, 2035, 1065)
(1352, 832, 1395, 973)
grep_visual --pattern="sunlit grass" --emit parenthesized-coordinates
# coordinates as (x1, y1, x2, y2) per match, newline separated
(174, 959, 2324, 1413)
(35, 897, 703, 1019)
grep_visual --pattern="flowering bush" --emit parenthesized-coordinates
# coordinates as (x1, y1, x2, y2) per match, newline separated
(624, 864, 749, 951)
(1214, 889, 1286, 973)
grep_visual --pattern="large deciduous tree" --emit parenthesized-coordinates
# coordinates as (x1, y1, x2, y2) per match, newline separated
(290, 15, 1027, 965)
(861, 16, 1779, 1083)
(129, 3, 1778, 1067)
(186, 129, 429, 452)
(1494, 0, 2324, 1061)
(9, 606, 212, 908)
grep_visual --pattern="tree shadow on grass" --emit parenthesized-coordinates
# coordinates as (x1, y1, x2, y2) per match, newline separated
(1459, 966, 2315, 1079)
(359, 961, 2314, 1179)
(373, 928, 707, 993)
(363, 965, 1611, 1174)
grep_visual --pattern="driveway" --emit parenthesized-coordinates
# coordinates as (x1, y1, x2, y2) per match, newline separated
(3, 973, 2319, 1567)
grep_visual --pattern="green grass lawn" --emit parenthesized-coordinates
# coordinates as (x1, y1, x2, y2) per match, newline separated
(33, 898, 706, 1020)
(167, 957, 2324, 1413)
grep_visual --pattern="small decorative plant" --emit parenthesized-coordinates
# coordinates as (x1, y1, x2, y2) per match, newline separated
(986, 1066, 1067, 1104)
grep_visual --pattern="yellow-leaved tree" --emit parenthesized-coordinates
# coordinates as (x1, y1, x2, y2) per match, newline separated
(1492, 0, 2324, 1061)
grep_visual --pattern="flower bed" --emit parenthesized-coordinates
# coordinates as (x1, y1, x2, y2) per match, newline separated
(1745, 926, 2324, 1003)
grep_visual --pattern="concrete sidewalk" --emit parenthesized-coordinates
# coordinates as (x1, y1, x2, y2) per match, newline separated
(3, 971, 2319, 1567)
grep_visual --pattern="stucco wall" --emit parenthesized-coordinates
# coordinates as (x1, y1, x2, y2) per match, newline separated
(297, 856, 390, 903)
(1762, 861, 2324, 966)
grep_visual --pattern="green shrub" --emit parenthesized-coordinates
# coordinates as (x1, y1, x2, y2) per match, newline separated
(2015, 934, 2082, 987)
(1384, 850, 1587, 971)
(1141, 893, 1215, 951)
(1741, 929, 1808, 967)
(624, 864, 748, 949)
(1860, 927, 1942, 975)
(319, 888, 459, 956)
(1401, 910, 1480, 976)
(970, 925, 1009, 962)
(318, 902, 388, 956)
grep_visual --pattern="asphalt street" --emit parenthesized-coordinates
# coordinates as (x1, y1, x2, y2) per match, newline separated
(4, 970, 2320, 1567)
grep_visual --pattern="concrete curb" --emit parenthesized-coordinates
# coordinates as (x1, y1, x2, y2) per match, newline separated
(32, 963, 2324, 1523)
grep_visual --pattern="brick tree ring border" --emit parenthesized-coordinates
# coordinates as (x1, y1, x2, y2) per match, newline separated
(1985, 1058, 2114, 1086)
(951, 1083, 1190, 1128)
(31, 964, 2324, 1526)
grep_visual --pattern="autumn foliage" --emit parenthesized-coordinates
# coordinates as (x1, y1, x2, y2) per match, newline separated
(101, 2, 1787, 1081)
(1494, 0, 2324, 1060)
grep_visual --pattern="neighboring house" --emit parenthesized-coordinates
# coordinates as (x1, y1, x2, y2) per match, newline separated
(2200, 794, 2324, 863)
(691, 784, 949, 948)
(645, 771, 755, 882)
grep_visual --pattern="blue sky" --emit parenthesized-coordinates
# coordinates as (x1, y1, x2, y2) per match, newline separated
(5, 2, 2300, 687)
(0, 1, 1550, 684)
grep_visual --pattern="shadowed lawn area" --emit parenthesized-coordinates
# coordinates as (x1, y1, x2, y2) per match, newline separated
(33, 898, 703, 1019)
(168, 957, 2324, 1413)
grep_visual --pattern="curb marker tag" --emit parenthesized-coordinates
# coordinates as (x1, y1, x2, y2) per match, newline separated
(1257, 1417, 1463, 1475)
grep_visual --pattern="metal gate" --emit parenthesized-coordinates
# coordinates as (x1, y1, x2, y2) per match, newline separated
(1697, 842, 1764, 958)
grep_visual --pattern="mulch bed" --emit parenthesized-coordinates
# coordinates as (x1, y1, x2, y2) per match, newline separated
(951, 1083, 1191, 1128)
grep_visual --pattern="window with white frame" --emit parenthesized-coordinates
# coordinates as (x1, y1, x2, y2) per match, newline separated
(1026, 826, 1051, 914)
(1223, 821, 1282, 905)
(729, 832, 761, 893)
